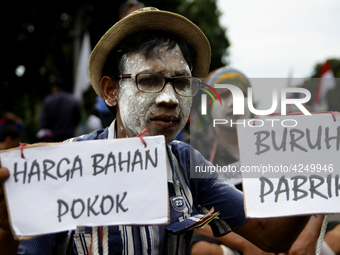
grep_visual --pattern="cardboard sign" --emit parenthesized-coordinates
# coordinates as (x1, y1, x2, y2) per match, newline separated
(0, 136, 168, 237)
(237, 113, 340, 217)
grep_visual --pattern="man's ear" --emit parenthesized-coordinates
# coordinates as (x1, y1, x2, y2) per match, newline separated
(100, 76, 119, 106)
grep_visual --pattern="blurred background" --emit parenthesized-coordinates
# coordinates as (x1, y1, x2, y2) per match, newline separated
(1, 0, 339, 143)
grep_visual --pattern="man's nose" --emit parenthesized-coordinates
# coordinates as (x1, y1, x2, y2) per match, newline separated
(155, 83, 179, 106)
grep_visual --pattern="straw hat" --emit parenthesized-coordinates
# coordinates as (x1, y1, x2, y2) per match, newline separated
(89, 7, 211, 98)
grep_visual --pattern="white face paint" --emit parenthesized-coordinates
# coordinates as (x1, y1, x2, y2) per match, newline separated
(116, 45, 192, 143)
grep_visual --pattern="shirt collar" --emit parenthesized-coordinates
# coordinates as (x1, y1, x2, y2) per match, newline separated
(107, 119, 116, 139)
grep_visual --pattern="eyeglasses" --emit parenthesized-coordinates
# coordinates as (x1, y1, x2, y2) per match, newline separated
(119, 72, 202, 97)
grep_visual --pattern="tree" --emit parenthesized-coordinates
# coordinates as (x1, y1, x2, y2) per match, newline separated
(1, 0, 229, 142)
(176, 0, 229, 72)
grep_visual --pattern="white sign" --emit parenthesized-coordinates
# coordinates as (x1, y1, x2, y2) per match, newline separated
(1, 136, 168, 237)
(237, 113, 340, 217)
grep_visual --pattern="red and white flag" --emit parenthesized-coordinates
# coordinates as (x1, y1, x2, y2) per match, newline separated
(313, 60, 336, 111)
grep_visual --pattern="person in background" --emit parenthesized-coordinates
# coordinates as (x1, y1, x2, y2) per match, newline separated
(40, 79, 81, 142)
(189, 66, 263, 255)
(0, 112, 24, 133)
(36, 128, 54, 143)
(188, 66, 251, 190)
(0, 124, 22, 150)
(90, 96, 115, 130)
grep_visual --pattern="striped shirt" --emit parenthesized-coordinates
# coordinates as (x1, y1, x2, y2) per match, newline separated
(18, 121, 247, 255)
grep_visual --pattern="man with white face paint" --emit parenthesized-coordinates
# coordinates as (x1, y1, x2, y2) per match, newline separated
(0, 7, 310, 255)
(107, 45, 193, 144)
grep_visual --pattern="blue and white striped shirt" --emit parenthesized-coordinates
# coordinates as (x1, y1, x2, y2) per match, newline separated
(18, 121, 247, 255)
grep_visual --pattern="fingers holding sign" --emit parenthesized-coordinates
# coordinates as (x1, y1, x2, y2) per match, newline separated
(0, 167, 10, 181)
(0, 167, 19, 255)
(0, 167, 10, 231)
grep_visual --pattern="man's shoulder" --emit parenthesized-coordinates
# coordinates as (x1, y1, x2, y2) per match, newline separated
(169, 140, 206, 164)
(169, 140, 191, 153)
(66, 128, 109, 142)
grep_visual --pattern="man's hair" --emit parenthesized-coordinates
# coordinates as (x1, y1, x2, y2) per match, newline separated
(0, 124, 22, 142)
(103, 30, 197, 79)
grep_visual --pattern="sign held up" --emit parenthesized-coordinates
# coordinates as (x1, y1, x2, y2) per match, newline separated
(237, 112, 340, 218)
(1, 136, 168, 237)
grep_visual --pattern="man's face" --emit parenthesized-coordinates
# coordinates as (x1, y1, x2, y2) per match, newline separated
(115, 45, 192, 143)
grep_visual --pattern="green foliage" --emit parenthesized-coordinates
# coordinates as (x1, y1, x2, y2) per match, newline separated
(176, 0, 230, 72)
(2, 0, 229, 142)
(142, 0, 230, 72)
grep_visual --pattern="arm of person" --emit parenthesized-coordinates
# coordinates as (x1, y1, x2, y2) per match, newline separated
(277, 215, 324, 255)
(193, 167, 309, 253)
(178, 145, 310, 253)
(233, 216, 310, 253)
(192, 166, 309, 252)
(0, 228, 18, 255)
(0, 167, 19, 253)
(217, 231, 276, 255)
(207, 214, 322, 255)
(0, 167, 10, 231)
(324, 223, 340, 255)
(195, 226, 276, 255)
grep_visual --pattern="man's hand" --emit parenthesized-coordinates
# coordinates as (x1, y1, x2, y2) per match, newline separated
(277, 235, 316, 255)
(0, 167, 10, 231)
(0, 228, 19, 255)
(241, 244, 276, 255)
(0, 166, 19, 254)
(218, 231, 276, 255)
(234, 216, 311, 253)
(192, 225, 276, 255)
(277, 215, 324, 255)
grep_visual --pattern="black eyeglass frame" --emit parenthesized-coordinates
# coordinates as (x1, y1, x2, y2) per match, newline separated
(118, 73, 203, 97)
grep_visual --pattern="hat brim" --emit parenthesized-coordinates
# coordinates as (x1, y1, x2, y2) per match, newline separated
(89, 8, 211, 98)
